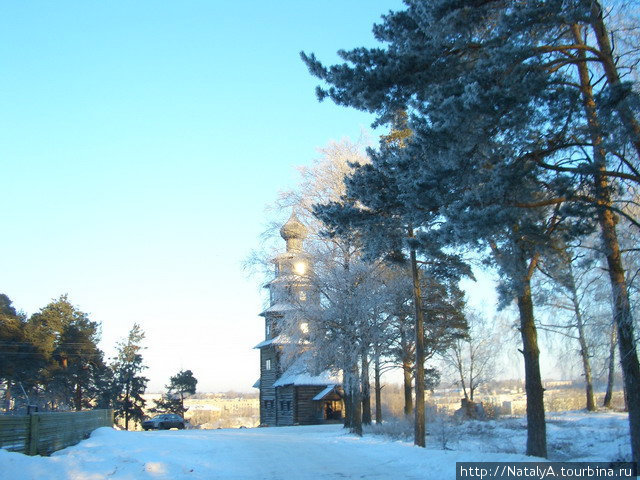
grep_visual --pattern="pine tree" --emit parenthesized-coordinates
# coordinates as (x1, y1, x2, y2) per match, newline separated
(302, 0, 640, 459)
(153, 369, 197, 417)
(111, 324, 148, 430)
(28, 295, 105, 411)
(0, 294, 32, 411)
(315, 160, 471, 448)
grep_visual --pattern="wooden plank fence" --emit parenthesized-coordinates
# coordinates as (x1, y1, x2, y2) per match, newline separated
(0, 409, 113, 456)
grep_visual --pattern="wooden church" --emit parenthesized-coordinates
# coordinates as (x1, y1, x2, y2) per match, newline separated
(254, 212, 343, 426)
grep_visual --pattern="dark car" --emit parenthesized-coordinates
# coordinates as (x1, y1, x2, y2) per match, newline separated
(142, 414, 185, 430)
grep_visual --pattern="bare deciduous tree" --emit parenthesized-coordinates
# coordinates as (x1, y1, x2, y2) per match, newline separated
(440, 311, 500, 403)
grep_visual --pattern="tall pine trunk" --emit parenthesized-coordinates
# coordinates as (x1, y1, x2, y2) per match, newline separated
(342, 355, 352, 429)
(603, 324, 617, 408)
(361, 352, 372, 425)
(517, 276, 547, 457)
(590, 2, 640, 159)
(403, 359, 413, 416)
(374, 355, 382, 424)
(624, 383, 629, 413)
(515, 241, 547, 458)
(346, 363, 363, 436)
(573, 24, 640, 462)
(400, 325, 413, 416)
(409, 226, 426, 447)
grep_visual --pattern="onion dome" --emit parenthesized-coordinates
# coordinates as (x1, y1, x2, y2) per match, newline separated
(280, 211, 308, 251)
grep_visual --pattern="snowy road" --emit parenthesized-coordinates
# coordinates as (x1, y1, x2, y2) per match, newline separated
(0, 424, 536, 480)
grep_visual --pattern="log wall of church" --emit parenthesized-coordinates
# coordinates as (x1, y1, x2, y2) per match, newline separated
(276, 385, 295, 426)
(295, 386, 326, 425)
(259, 345, 278, 425)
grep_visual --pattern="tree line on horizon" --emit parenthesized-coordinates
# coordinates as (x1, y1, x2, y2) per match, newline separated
(0, 293, 197, 430)
(261, 0, 640, 462)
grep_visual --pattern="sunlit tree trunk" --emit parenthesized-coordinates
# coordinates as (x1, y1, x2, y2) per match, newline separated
(589, 2, 640, 159)
(400, 326, 413, 416)
(603, 324, 617, 408)
(514, 240, 547, 458)
(517, 278, 547, 457)
(409, 226, 426, 448)
(573, 23, 640, 462)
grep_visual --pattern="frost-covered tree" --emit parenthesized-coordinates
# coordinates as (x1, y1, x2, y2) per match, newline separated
(302, 0, 640, 460)
(534, 242, 608, 411)
(315, 175, 471, 448)
(252, 138, 389, 436)
(440, 311, 500, 403)
(281, 250, 389, 436)
(381, 270, 416, 417)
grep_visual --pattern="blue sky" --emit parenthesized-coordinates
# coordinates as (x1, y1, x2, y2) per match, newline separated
(0, 1, 412, 391)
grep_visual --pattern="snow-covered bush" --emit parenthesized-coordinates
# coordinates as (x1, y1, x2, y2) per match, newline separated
(428, 411, 461, 450)
(365, 409, 462, 449)
(364, 417, 413, 441)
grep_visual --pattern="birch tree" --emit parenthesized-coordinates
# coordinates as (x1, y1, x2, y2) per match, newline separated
(441, 311, 499, 403)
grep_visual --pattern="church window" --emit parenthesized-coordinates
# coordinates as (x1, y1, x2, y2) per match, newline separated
(266, 323, 271, 336)
(294, 261, 306, 275)
(265, 359, 271, 370)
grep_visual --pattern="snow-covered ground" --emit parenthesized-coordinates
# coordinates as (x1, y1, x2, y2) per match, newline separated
(0, 411, 632, 480)
(454, 411, 632, 461)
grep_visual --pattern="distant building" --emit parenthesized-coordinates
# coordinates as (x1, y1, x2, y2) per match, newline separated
(254, 212, 342, 426)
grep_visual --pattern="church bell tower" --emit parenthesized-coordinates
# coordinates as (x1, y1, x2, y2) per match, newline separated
(255, 211, 311, 425)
